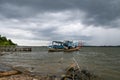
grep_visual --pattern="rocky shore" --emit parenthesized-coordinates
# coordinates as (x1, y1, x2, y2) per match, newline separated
(0, 63, 58, 80)
(0, 74, 36, 80)
(0, 74, 60, 80)
(0, 63, 100, 80)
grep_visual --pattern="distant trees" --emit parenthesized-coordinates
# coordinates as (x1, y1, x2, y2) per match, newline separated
(0, 35, 17, 46)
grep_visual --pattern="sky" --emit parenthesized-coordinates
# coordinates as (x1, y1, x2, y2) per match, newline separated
(0, 0, 120, 46)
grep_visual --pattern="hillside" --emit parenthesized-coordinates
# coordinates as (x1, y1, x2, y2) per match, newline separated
(0, 35, 17, 46)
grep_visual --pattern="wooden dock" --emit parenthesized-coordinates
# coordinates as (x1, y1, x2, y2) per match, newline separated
(0, 46, 32, 52)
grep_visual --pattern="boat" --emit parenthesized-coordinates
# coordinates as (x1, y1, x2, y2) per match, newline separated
(48, 41, 64, 52)
(48, 40, 82, 52)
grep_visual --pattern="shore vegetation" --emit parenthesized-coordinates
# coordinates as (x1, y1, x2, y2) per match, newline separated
(0, 35, 17, 46)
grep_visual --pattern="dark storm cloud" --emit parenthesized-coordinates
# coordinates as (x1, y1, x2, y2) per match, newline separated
(76, 0, 120, 27)
(0, 0, 72, 19)
(0, 0, 120, 27)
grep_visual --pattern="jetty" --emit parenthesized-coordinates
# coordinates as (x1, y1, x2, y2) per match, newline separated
(0, 46, 32, 52)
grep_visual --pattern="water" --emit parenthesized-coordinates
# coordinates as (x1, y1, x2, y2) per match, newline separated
(0, 46, 120, 80)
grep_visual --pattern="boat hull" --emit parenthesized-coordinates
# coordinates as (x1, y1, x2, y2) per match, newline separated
(64, 47, 81, 52)
(48, 48, 64, 52)
(48, 47, 81, 52)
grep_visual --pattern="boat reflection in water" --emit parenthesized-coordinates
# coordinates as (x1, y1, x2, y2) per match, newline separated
(48, 40, 82, 52)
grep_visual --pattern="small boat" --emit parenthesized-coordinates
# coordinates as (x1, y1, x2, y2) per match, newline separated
(48, 41, 64, 52)
(48, 40, 82, 52)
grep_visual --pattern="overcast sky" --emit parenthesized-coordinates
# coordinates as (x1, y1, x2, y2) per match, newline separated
(0, 0, 120, 46)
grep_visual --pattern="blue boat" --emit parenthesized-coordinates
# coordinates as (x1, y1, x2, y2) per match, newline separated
(48, 40, 82, 52)
(48, 41, 64, 52)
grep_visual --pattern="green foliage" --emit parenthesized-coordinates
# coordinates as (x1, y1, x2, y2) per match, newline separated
(0, 35, 17, 46)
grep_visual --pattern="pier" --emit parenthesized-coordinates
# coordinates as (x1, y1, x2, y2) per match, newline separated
(0, 46, 32, 52)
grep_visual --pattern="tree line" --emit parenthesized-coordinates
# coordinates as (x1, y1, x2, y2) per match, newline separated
(0, 35, 17, 46)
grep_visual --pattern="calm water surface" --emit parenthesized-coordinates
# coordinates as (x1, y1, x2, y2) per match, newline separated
(0, 46, 120, 80)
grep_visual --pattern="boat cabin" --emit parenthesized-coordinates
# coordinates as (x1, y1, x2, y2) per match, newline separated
(49, 41, 64, 49)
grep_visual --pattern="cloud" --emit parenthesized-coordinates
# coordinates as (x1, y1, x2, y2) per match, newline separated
(86, 27, 120, 46)
(0, 0, 120, 46)
(0, 11, 92, 45)
(0, 0, 120, 27)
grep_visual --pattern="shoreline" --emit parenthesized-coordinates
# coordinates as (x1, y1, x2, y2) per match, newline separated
(0, 63, 100, 80)
(0, 63, 61, 80)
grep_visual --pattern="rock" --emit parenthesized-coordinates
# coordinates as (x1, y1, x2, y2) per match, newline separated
(0, 70, 19, 77)
(61, 63, 99, 80)
(0, 64, 20, 77)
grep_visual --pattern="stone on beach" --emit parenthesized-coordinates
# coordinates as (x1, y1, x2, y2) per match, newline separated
(0, 64, 20, 77)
